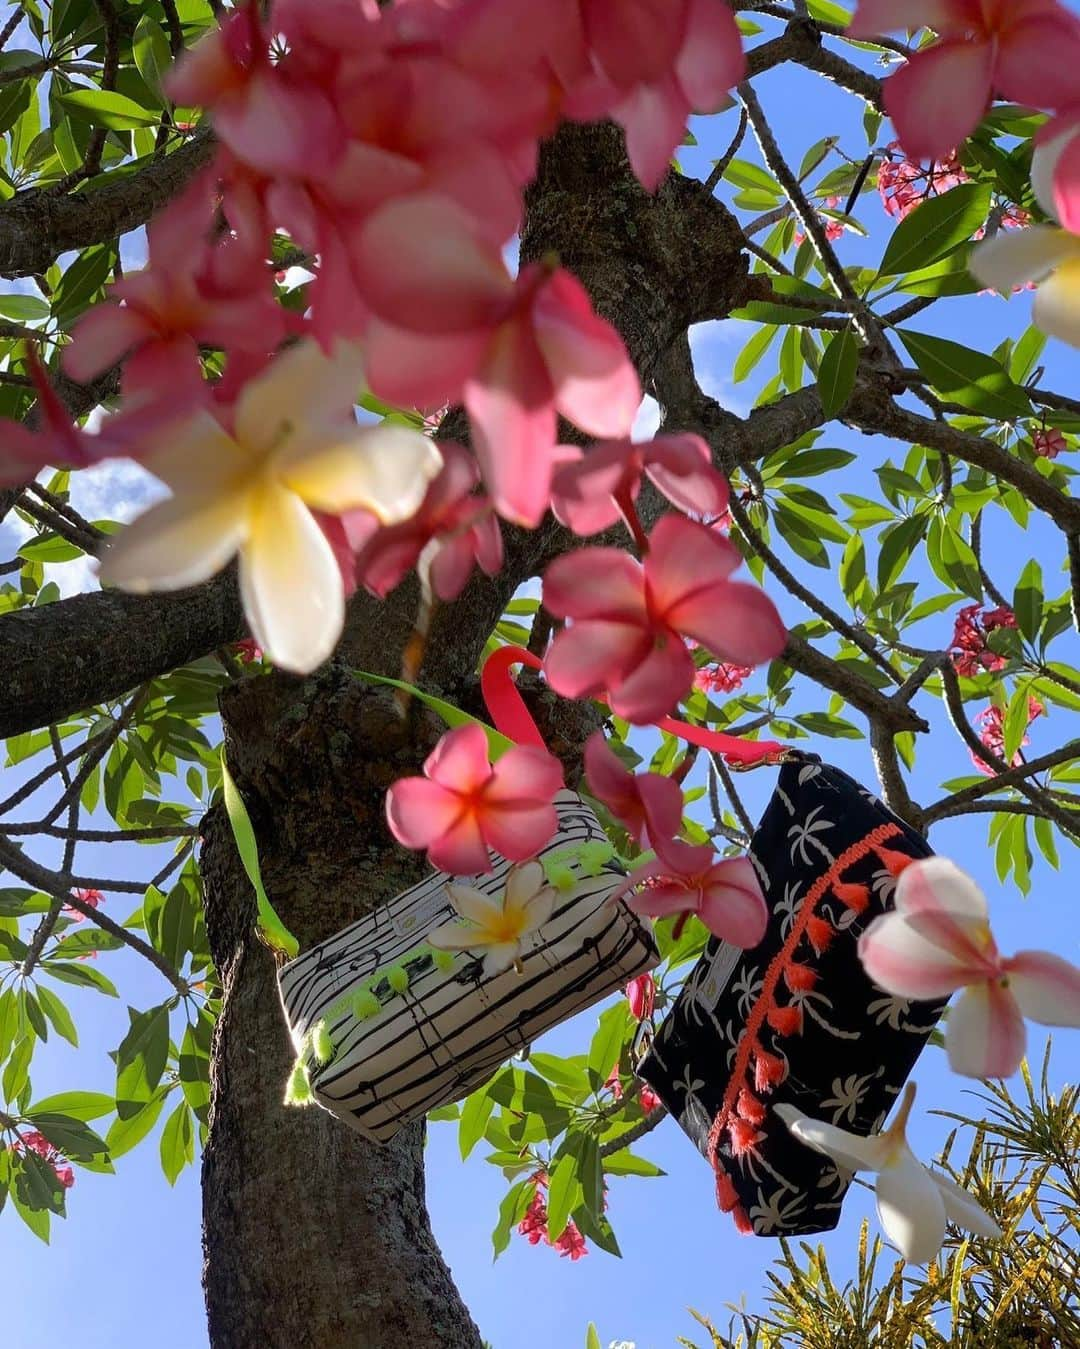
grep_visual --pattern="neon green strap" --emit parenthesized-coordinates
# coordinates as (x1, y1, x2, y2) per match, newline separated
(220, 752, 299, 959)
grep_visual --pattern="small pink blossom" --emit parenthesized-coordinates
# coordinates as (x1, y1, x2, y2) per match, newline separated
(235, 638, 263, 663)
(794, 197, 846, 245)
(878, 141, 968, 220)
(354, 193, 641, 526)
(517, 1172, 589, 1259)
(1033, 427, 1068, 458)
(972, 698, 1044, 776)
(63, 888, 103, 922)
(950, 603, 1016, 678)
(694, 662, 752, 695)
(850, 0, 1080, 163)
(386, 723, 563, 875)
(550, 432, 728, 537)
(12, 1130, 76, 1189)
(543, 515, 786, 725)
(859, 857, 1080, 1078)
(627, 853, 768, 948)
(347, 444, 503, 601)
(583, 732, 710, 871)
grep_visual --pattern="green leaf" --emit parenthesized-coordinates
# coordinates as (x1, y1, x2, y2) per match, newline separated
(115, 1004, 171, 1118)
(546, 1151, 582, 1243)
(602, 1149, 665, 1178)
(11, 1182, 51, 1242)
(27, 1113, 109, 1160)
(28, 1091, 114, 1122)
(586, 1325, 602, 1349)
(105, 1086, 169, 1158)
(58, 89, 162, 130)
(220, 754, 298, 959)
(0, 888, 51, 917)
(1013, 559, 1043, 646)
(527, 1053, 591, 1098)
(818, 327, 859, 419)
(17, 534, 84, 564)
(44, 960, 118, 996)
(1003, 687, 1032, 764)
(877, 514, 927, 592)
(3, 1035, 33, 1106)
(35, 985, 78, 1048)
(0, 293, 49, 320)
(491, 1179, 532, 1260)
(159, 1100, 194, 1185)
(733, 323, 777, 383)
(878, 182, 991, 276)
(897, 330, 1031, 421)
(351, 670, 514, 758)
(839, 533, 867, 606)
(587, 1003, 628, 1090)
(178, 1018, 212, 1120)
(458, 1088, 494, 1161)
(133, 15, 172, 102)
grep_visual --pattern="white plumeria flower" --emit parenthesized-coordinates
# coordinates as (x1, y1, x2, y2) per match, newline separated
(98, 339, 442, 673)
(427, 862, 555, 977)
(858, 857, 1080, 1079)
(775, 1083, 1002, 1265)
(970, 138, 1080, 347)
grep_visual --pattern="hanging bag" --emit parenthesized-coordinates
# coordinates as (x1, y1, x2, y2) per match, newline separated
(266, 649, 659, 1143)
(636, 755, 946, 1237)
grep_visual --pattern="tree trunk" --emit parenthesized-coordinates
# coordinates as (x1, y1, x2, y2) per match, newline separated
(197, 123, 755, 1349)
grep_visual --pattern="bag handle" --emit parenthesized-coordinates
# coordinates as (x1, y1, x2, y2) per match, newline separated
(481, 645, 790, 768)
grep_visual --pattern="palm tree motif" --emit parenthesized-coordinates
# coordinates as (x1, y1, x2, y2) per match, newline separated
(774, 878, 804, 940)
(731, 964, 764, 1020)
(673, 1063, 705, 1106)
(867, 992, 914, 1030)
(749, 1186, 810, 1234)
(820, 1068, 883, 1125)
(787, 805, 835, 866)
(815, 1160, 853, 1198)
(869, 864, 899, 904)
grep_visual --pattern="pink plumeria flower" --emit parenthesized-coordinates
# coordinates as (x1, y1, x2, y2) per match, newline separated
(627, 853, 767, 948)
(542, 515, 786, 724)
(559, 0, 746, 191)
(428, 861, 556, 976)
(63, 888, 104, 921)
(970, 137, 1080, 349)
(1034, 105, 1080, 234)
(849, 0, 1080, 163)
(98, 339, 442, 673)
(859, 857, 1080, 1078)
(347, 444, 503, 602)
(1033, 427, 1068, 458)
(386, 723, 563, 876)
(584, 731, 711, 871)
(354, 193, 641, 527)
(550, 433, 728, 537)
(776, 1083, 1001, 1264)
(0, 345, 92, 486)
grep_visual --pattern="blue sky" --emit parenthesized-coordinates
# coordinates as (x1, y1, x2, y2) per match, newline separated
(3, 18, 1080, 1349)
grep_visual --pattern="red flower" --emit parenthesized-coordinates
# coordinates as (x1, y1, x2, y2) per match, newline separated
(625, 972, 656, 1022)
(516, 1173, 589, 1259)
(694, 662, 752, 694)
(11, 1130, 76, 1189)
(877, 141, 968, 221)
(950, 604, 1016, 678)
(972, 698, 1045, 776)
(1034, 428, 1068, 458)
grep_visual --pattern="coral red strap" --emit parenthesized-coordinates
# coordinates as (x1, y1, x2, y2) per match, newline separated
(480, 645, 548, 748)
(480, 646, 788, 766)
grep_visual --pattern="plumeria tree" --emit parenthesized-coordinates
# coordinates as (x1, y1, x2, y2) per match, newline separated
(0, 2, 1079, 1347)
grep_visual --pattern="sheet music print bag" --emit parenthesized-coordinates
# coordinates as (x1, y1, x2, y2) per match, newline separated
(637, 756, 947, 1237)
(275, 655, 658, 1144)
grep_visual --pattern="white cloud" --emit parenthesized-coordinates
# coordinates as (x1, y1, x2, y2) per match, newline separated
(689, 320, 752, 418)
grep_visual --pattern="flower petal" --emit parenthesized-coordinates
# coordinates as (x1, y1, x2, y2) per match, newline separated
(542, 548, 646, 620)
(772, 1103, 884, 1173)
(675, 579, 787, 668)
(363, 318, 489, 411)
(646, 514, 741, 605)
(482, 802, 559, 863)
(386, 778, 465, 851)
(894, 857, 989, 924)
(994, 14, 1080, 110)
(611, 77, 691, 193)
(946, 982, 1026, 1079)
(356, 193, 511, 333)
(1003, 949, 1080, 1027)
(99, 489, 247, 595)
(699, 857, 768, 947)
(428, 920, 489, 952)
(544, 621, 651, 702)
(858, 912, 981, 999)
(876, 1154, 947, 1263)
(238, 485, 345, 673)
(481, 943, 523, 977)
(445, 882, 504, 928)
(644, 433, 729, 517)
(970, 225, 1080, 296)
(1033, 256, 1080, 349)
(929, 1170, 1002, 1240)
(846, 0, 956, 39)
(626, 880, 695, 921)
(533, 268, 641, 437)
(882, 38, 994, 162)
(428, 812, 493, 877)
(488, 745, 564, 806)
(424, 723, 492, 794)
(676, 0, 745, 110)
(63, 304, 149, 384)
(235, 339, 365, 454)
(281, 424, 442, 521)
(607, 634, 695, 724)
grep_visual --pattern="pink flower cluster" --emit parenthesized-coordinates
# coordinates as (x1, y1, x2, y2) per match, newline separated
(517, 1172, 589, 1260)
(972, 698, 1045, 776)
(794, 196, 846, 245)
(604, 1065, 660, 1115)
(950, 604, 1017, 678)
(11, 1131, 75, 1190)
(877, 141, 967, 221)
(1033, 427, 1068, 459)
(694, 662, 752, 695)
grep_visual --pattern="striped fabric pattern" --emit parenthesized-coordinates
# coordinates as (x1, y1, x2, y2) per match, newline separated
(277, 792, 658, 1142)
